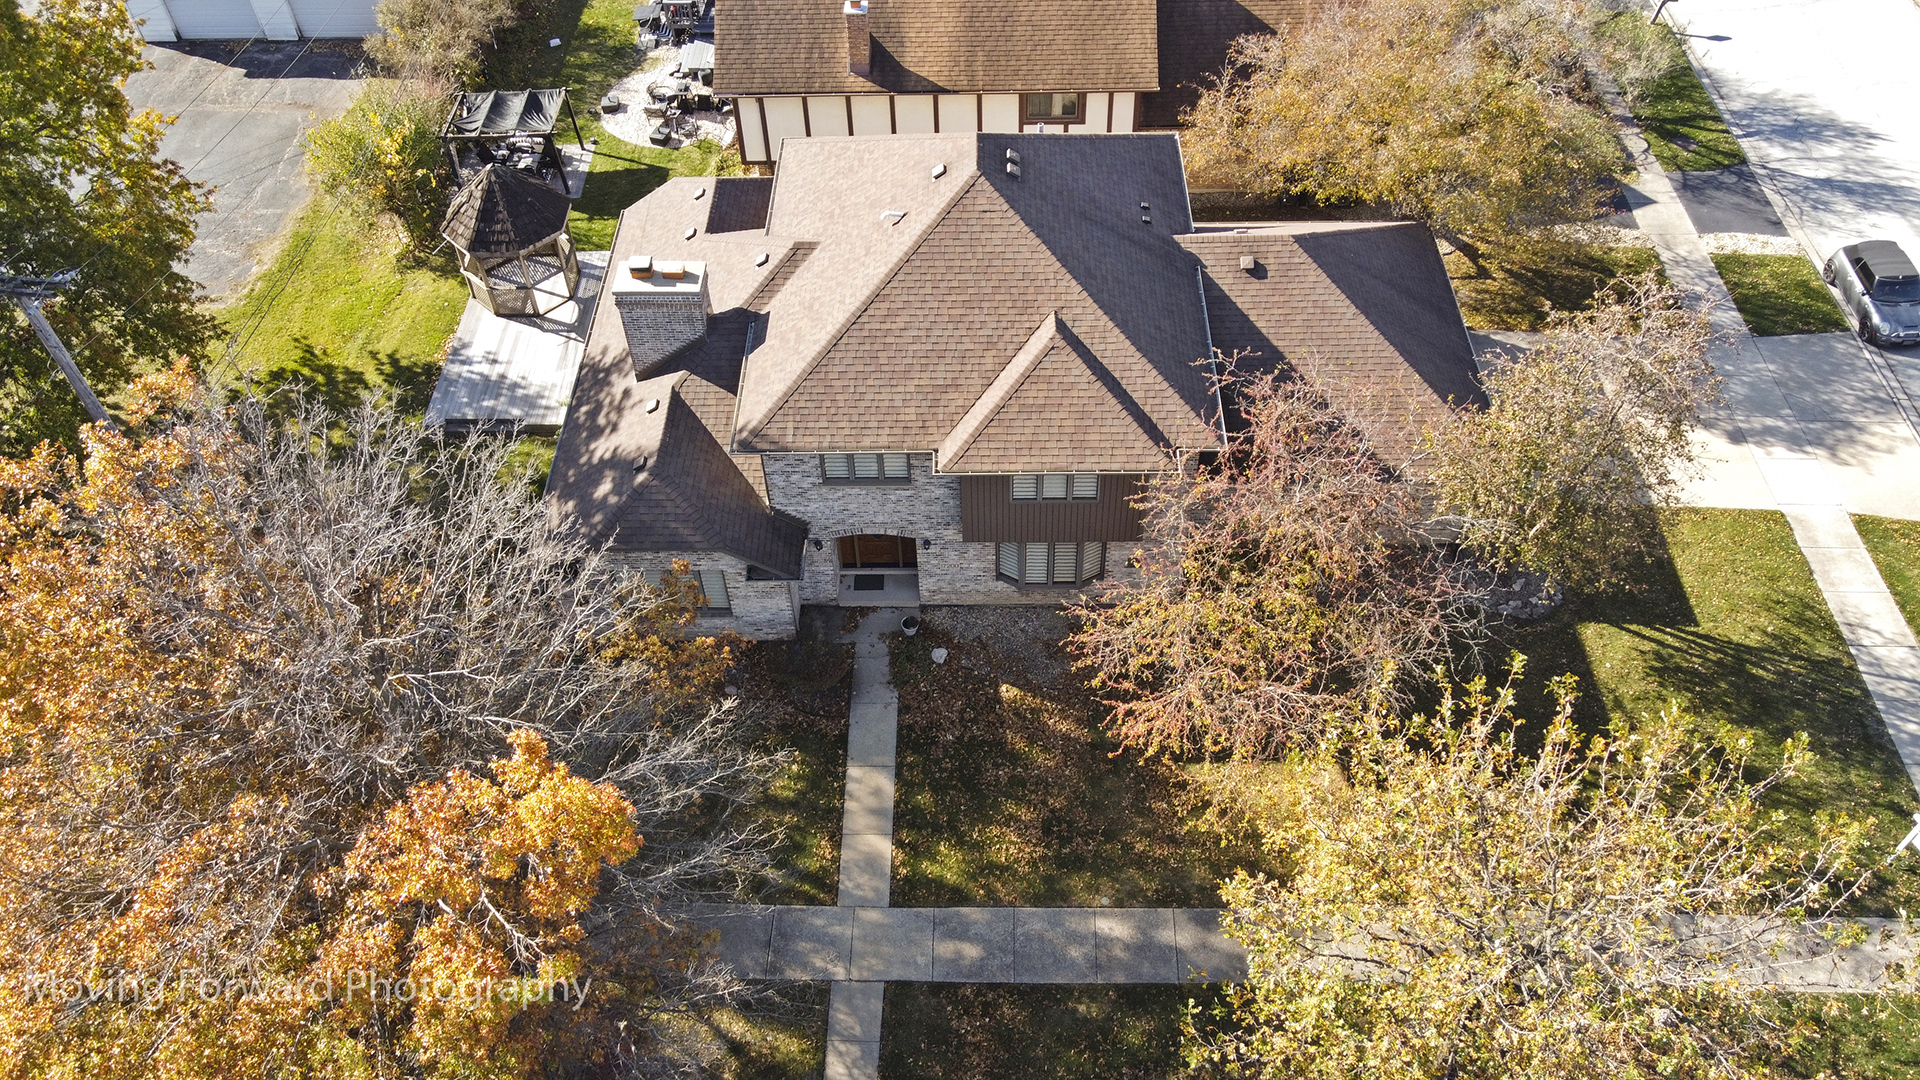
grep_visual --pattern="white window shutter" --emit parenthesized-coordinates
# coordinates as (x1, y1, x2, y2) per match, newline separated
(853, 453, 881, 479)
(697, 568, 730, 610)
(823, 454, 851, 479)
(1071, 473, 1098, 500)
(1011, 474, 1039, 500)
(998, 542, 1020, 578)
(1022, 543, 1049, 583)
(1040, 473, 1069, 500)
(882, 452, 909, 479)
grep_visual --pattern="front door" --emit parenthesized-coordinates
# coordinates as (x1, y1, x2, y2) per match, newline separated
(836, 534, 920, 604)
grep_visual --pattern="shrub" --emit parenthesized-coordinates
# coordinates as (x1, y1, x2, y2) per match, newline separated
(302, 82, 449, 248)
(367, 0, 514, 85)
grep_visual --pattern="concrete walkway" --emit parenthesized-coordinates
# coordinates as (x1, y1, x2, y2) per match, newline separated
(1597, 81, 1920, 797)
(823, 609, 910, 1080)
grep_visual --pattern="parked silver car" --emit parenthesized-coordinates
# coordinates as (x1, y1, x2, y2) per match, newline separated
(1824, 240, 1920, 346)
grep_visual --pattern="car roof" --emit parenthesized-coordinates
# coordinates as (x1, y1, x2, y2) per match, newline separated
(1857, 240, 1919, 279)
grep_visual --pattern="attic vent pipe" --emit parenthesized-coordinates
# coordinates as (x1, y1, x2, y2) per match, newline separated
(844, 0, 871, 77)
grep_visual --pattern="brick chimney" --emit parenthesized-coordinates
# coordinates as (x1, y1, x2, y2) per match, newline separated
(844, 0, 871, 78)
(611, 256, 709, 379)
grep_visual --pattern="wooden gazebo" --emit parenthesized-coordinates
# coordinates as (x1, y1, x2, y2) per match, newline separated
(441, 164, 581, 318)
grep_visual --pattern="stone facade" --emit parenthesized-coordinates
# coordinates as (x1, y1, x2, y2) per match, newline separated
(762, 452, 1148, 610)
(602, 550, 799, 640)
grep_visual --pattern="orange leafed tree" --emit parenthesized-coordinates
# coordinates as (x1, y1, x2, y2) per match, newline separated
(0, 367, 780, 1077)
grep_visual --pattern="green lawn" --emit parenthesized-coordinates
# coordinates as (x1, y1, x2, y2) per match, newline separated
(1497, 509, 1920, 915)
(1856, 515, 1920, 643)
(481, 0, 727, 249)
(1778, 994, 1920, 1079)
(880, 984, 1228, 1080)
(889, 626, 1277, 908)
(212, 206, 467, 409)
(1600, 19, 1745, 171)
(1447, 244, 1664, 331)
(1713, 253, 1851, 336)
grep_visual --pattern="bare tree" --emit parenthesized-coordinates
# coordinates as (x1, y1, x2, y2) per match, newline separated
(1428, 273, 1717, 593)
(0, 368, 784, 1076)
(1070, 365, 1463, 760)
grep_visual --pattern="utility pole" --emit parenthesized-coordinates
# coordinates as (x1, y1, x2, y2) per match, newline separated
(0, 271, 116, 429)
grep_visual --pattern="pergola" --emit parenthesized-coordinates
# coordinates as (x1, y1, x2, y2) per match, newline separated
(440, 164, 581, 318)
(440, 88, 585, 194)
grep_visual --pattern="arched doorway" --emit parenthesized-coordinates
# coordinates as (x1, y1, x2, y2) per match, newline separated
(836, 534, 920, 604)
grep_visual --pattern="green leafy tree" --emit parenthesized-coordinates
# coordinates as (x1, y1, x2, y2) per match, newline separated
(303, 81, 451, 248)
(1185, 666, 1878, 1078)
(1429, 274, 1717, 593)
(1181, 0, 1626, 269)
(0, 0, 214, 452)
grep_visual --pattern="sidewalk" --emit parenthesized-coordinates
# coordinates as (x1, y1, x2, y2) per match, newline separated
(1604, 87, 1920, 797)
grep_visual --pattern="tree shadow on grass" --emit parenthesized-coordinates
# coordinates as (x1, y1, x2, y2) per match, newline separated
(1448, 243, 1666, 331)
(250, 338, 441, 420)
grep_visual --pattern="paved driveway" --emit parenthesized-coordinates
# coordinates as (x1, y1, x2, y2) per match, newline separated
(124, 41, 362, 300)
(1670, 0, 1920, 403)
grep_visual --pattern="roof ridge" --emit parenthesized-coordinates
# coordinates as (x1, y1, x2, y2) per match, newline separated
(733, 168, 987, 450)
(936, 312, 1062, 469)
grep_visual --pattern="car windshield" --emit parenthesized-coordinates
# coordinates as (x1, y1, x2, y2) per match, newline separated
(1874, 277, 1920, 302)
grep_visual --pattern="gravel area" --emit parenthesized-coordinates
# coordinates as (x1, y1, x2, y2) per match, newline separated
(598, 45, 736, 149)
(919, 605, 1077, 688)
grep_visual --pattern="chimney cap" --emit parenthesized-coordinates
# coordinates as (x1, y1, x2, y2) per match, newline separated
(843, 0, 866, 12)
(613, 257, 706, 294)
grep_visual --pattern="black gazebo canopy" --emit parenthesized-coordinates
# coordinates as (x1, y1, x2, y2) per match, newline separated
(441, 89, 585, 191)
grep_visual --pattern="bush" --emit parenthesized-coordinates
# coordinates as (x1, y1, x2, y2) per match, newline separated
(367, 0, 514, 85)
(302, 82, 449, 249)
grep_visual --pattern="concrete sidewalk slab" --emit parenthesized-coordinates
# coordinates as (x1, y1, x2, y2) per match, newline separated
(1668, 164, 1791, 237)
(1095, 909, 1180, 983)
(1677, 425, 1776, 511)
(770, 907, 853, 980)
(1013, 909, 1099, 983)
(1799, 423, 1920, 519)
(852, 908, 934, 981)
(1756, 334, 1913, 423)
(1175, 909, 1250, 982)
(841, 767, 896, 836)
(933, 908, 1016, 981)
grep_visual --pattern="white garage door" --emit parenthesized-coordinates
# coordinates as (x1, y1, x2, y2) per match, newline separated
(165, 0, 263, 38)
(289, 0, 379, 37)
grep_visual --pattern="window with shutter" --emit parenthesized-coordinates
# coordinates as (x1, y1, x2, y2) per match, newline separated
(822, 453, 912, 484)
(697, 568, 730, 611)
(1010, 473, 1100, 501)
(994, 542, 1107, 586)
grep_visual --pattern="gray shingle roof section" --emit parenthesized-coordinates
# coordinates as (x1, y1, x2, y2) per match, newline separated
(713, 0, 1159, 96)
(552, 371, 805, 576)
(1179, 221, 1484, 464)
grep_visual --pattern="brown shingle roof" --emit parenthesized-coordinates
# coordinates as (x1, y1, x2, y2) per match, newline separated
(1178, 221, 1483, 464)
(1138, 0, 1315, 128)
(939, 313, 1175, 472)
(713, 0, 1159, 96)
(734, 133, 1217, 460)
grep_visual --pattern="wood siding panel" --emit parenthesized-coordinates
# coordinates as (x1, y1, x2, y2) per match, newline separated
(958, 474, 1148, 541)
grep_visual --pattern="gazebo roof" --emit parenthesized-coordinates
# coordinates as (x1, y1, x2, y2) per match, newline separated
(441, 164, 573, 259)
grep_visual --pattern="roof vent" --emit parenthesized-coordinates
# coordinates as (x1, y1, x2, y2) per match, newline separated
(1141, 215, 1151, 224)
(634, 455, 648, 471)
(612, 257, 710, 380)
(844, 0, 871, 78)
(1005, 149, 1020, 163)
(932, 162, 947, 180)
(1239, 255, 1258, 272)
(881, 209, 907, 225)
(1006, 161, 1021, 180)
(755, 251, 770, 266)
(683, 226, 697, 240)
(1140, 202, 1150, 210)
(693, 185, 707, 200)
(646, 399, 661, 413)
